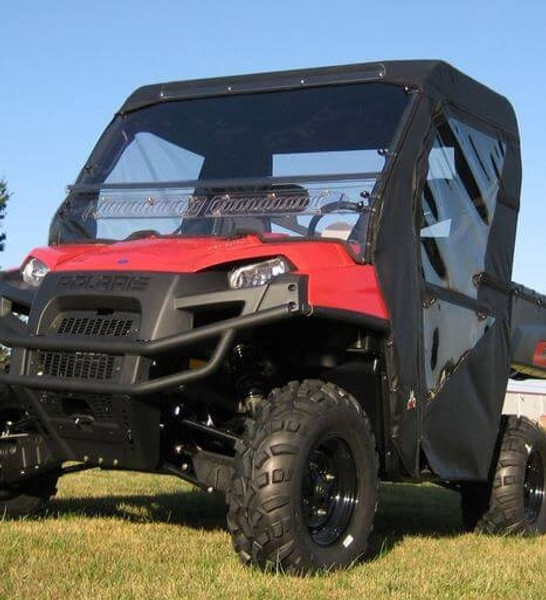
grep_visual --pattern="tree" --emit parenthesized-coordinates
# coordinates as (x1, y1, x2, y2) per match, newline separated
(0, 180, 9, 367)
(0, 178, 9, 252)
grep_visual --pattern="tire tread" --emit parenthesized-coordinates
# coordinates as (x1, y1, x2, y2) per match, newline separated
(227, 379, 378, 572)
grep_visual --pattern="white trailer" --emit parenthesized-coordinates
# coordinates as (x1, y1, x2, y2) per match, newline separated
(504, 380, 546, 428)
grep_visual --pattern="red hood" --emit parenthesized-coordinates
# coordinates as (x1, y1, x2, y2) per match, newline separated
(27, 236, 358, 273)
(24, 236, 388, 319)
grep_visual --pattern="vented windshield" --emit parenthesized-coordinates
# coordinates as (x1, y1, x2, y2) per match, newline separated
(50, 82, 410, 256)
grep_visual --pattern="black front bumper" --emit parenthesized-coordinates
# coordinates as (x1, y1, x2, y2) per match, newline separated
(0, 270, 308, 471)
(0, 270, 309, 396)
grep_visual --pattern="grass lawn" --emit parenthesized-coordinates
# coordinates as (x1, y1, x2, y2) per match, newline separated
(0, 469, 544, 599)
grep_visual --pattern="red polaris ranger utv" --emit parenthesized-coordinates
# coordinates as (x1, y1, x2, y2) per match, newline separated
(0, 60, 544, 573)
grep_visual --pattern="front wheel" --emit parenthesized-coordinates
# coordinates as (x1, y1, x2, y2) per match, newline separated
(227, 380, 378, 573)
(0, 475, 59, 518)
(0, 400, 60, 518)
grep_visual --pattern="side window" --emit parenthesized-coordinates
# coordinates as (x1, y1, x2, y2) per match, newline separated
(419, 116, 506, 298)
(423, 299, 495, 397)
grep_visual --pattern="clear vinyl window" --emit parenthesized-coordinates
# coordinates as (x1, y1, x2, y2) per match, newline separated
(51, 82, 410, 255)
(419, 116, 506, 298)
(423, 299, 495, 396)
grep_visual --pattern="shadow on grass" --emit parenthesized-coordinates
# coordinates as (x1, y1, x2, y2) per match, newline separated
(47, 481, 464, 548)
(368, 482, 464, 558)
(49, 488, 228, 531)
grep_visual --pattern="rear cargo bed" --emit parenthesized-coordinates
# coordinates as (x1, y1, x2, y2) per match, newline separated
(510, 283, 546, 378)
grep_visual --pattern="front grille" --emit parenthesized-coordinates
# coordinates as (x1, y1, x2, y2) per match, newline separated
(30, 310, 139, 383)
(56, 316, 135, 337)
(34, 351, 120, 381)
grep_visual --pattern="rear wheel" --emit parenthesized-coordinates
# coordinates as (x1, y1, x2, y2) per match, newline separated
(227, 380, 378, 573)
(461, 416, 546, 534)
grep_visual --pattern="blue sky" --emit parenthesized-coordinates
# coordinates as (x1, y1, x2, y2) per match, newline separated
(1, 1, 546, 289)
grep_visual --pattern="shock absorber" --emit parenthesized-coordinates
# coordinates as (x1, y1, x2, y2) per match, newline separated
(230, 344, 268, 416)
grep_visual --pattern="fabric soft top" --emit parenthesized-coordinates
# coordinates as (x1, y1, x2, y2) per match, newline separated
(120, 60, 519, 139)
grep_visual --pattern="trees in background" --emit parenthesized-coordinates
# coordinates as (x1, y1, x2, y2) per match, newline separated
(0, 179, 9, 252)
(0, 180, 9, 366)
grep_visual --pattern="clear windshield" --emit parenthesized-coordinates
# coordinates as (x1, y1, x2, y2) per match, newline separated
(50, 82, 409, 255)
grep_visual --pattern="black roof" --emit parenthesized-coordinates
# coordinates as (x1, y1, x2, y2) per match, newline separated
(120, 60, 519, 139)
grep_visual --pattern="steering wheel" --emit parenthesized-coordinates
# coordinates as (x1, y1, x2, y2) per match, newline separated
(124, 229, 162, 241)
(308, 201, 364, 237)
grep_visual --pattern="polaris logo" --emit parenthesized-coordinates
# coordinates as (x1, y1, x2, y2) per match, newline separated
(56, 274, 151, 292)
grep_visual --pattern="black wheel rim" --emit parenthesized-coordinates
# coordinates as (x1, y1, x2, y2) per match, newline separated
(524, 449, 545, 523)
(301, 436, 358, 546)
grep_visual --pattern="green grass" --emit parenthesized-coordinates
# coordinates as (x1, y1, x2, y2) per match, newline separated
(0, 470, 544, 600)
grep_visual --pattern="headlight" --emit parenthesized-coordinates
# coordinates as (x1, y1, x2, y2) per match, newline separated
(21, 257, 50, 286)
(228, 257, 290, 289)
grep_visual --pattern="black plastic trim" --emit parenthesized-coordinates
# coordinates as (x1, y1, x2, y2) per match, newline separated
(0, 277, 36, 310)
